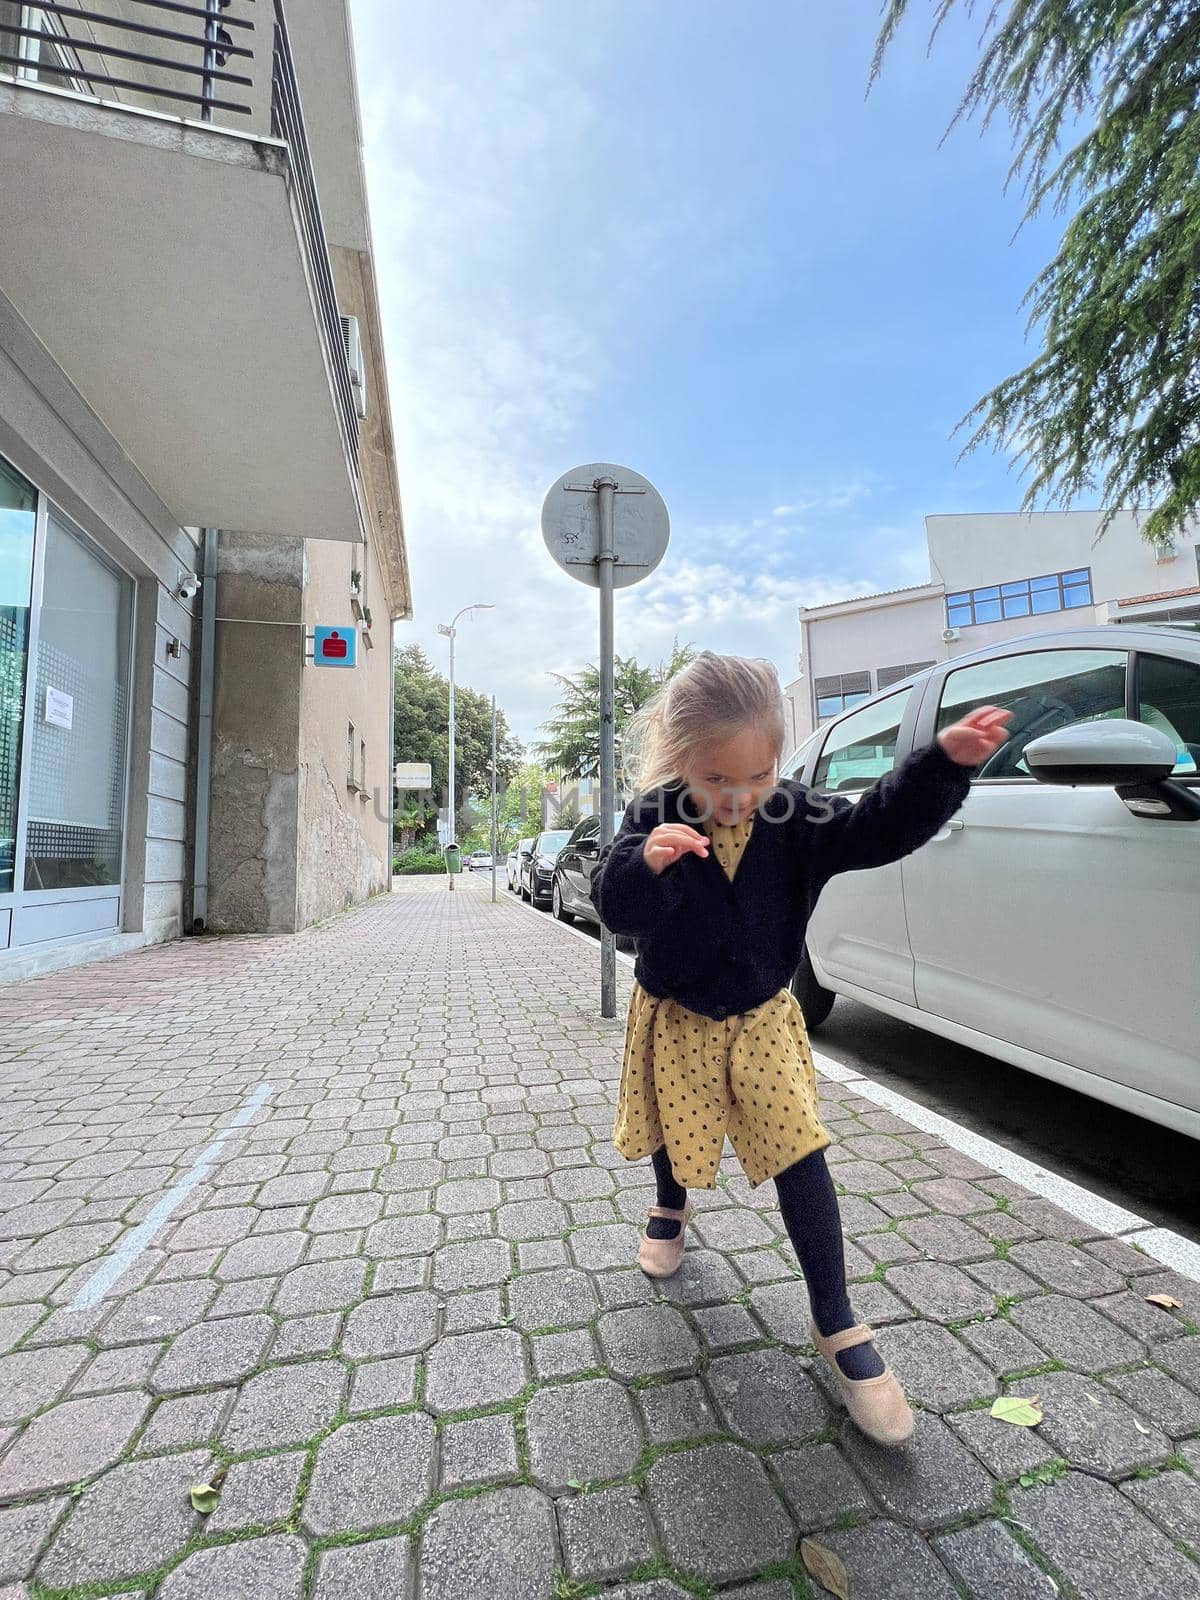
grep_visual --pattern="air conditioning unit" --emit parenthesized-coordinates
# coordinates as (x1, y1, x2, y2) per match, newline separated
(942, 626, 961, 643)
(1155, 540, 1178, 564)
(339, 314, 368, 421)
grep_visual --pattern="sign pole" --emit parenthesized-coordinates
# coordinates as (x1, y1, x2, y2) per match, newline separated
(595, 475, 617, 1019)
(540, 462, 669, 1022)
(447, 624, 456, 892)
(490, 694, 498, 904)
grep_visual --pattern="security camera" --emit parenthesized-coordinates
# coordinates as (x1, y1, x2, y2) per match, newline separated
(174, 572, 201, 602)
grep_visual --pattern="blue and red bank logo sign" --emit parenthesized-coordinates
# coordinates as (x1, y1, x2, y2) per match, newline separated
(314, 626, 358, 668)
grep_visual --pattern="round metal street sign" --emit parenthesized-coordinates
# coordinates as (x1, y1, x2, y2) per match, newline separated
(541, 462, 670, 589)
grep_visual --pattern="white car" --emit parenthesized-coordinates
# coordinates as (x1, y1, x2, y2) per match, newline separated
(783, 624, 1199, 1141)
(466, 850, 494, 872)
(507, 839, 534, 892)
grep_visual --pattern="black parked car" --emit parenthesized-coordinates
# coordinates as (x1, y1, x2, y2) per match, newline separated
(520, 829, 572, 907)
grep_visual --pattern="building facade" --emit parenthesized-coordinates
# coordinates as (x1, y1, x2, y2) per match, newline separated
(0, 0, 410, 975)
(784, 510, 1199, 752)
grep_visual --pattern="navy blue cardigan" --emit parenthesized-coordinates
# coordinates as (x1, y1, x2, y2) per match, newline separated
(589, 742, 971, 1020)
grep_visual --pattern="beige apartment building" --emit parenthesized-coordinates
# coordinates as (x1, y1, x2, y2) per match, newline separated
(784, 510, 1199, 752)
(0, 0, 411, 974)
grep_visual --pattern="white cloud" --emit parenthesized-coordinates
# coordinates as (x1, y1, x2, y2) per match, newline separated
(770, 477, 879, 520)
(356, 8, 917, 749)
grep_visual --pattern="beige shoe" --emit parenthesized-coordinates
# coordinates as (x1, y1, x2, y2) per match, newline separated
(638, 1203, 693, 1278)
(811, 1321, 914, 1446)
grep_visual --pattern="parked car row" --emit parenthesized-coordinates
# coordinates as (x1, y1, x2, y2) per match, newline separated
(506, 830, 572, 906)
(505, 822, 602, 915)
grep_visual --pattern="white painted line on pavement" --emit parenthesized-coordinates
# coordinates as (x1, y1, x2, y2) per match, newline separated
(814, 1061, 1149, 1238)
(69, 1081, 274, 1312)
(1119, 1227, 1200, 1285)
(497, 878, 1200, 1284)
(812, 1055, 1200, 1283)
(806, 1053, 864, 1085)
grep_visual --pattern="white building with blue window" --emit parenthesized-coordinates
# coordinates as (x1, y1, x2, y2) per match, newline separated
(783, 509, 1200, 751)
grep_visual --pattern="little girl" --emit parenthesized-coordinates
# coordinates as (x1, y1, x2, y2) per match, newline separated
(589, 651, 1010, 1446)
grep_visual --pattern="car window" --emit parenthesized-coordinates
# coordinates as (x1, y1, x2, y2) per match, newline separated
(570, 817, 600, 843)
(1136, 652, 1200, 775)
(781, 729, 822, 782)
(536, 830, 572, 854)
(937, 648, 1127, 780)
(814, 689, 911, 793)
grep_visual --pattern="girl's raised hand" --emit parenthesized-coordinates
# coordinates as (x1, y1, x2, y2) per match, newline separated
(938, 705, 1014, 767)
(642, 823, 710, 875)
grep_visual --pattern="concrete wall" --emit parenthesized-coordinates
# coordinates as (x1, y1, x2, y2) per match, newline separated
(296, 533, 392, 927)
(927, 510, 1199, 661)
(0, 288, 197, 952)
(789, 512, 1200, 747)
(791, 592, 946, 744)
(926, 509, 1195, 601)
(206, 534, 303, 935)
(206, 528, 393, 935)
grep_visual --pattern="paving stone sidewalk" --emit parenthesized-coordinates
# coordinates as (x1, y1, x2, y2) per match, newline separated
(0, 875, 1197, 1600)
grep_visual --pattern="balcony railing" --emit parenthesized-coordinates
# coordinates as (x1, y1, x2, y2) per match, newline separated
(270, 0, 361, 465)
(0, 0, 257, 121)
(1, 0, 361, 478)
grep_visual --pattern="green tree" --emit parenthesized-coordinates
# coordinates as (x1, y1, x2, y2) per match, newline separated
(392, 645, 523, 842)
(874, 1, 1200, 546)
(536, 640, 697, 779)
(498, 762, 552, 848)
(393, 792, 426, 853)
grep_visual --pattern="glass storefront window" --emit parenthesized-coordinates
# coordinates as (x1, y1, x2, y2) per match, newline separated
(0, 458, 36, 895)
(24, 511, 132, 892)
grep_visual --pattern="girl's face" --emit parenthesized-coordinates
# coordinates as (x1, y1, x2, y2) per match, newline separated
(681, 726, 780, 825)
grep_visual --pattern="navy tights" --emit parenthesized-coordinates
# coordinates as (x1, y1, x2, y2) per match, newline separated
(649, 1144, 884, 1379)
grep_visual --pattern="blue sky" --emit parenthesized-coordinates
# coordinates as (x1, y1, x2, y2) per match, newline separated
(352, 0, 1064, 748)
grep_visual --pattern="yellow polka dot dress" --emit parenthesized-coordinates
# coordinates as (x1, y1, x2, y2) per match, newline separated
(613, 809, 831, 1189)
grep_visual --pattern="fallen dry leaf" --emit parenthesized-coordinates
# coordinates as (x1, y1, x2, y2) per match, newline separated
(1134, 1420, 1153, 1435)
(1084, 1393, 1102, 1407)
(1145, 1294, 1183, 1311)
(990, 1395, 1043, 1427)
(801, 1537, 850, 1600)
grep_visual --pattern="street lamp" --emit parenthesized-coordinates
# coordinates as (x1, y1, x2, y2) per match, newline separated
(437, 603, 493, 852)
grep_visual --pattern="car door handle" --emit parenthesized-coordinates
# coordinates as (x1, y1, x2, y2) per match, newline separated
(933, 819, 965, 839)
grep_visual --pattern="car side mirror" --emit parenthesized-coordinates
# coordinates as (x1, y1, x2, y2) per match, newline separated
(519, 847, 532, 858)
(1025, 720, 1200, 821)
(576, 838, 599, 856)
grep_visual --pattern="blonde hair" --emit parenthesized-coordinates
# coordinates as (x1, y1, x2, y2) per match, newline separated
(621, 651, 786, 794)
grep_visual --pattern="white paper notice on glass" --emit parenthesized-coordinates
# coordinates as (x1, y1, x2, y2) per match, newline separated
(45, 687, 73, 730)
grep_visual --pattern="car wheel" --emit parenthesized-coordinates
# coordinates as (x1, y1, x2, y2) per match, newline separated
(552, 882, 573, 923)
(520, 882, 531, 901)
(790, 946, 835, 1030)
